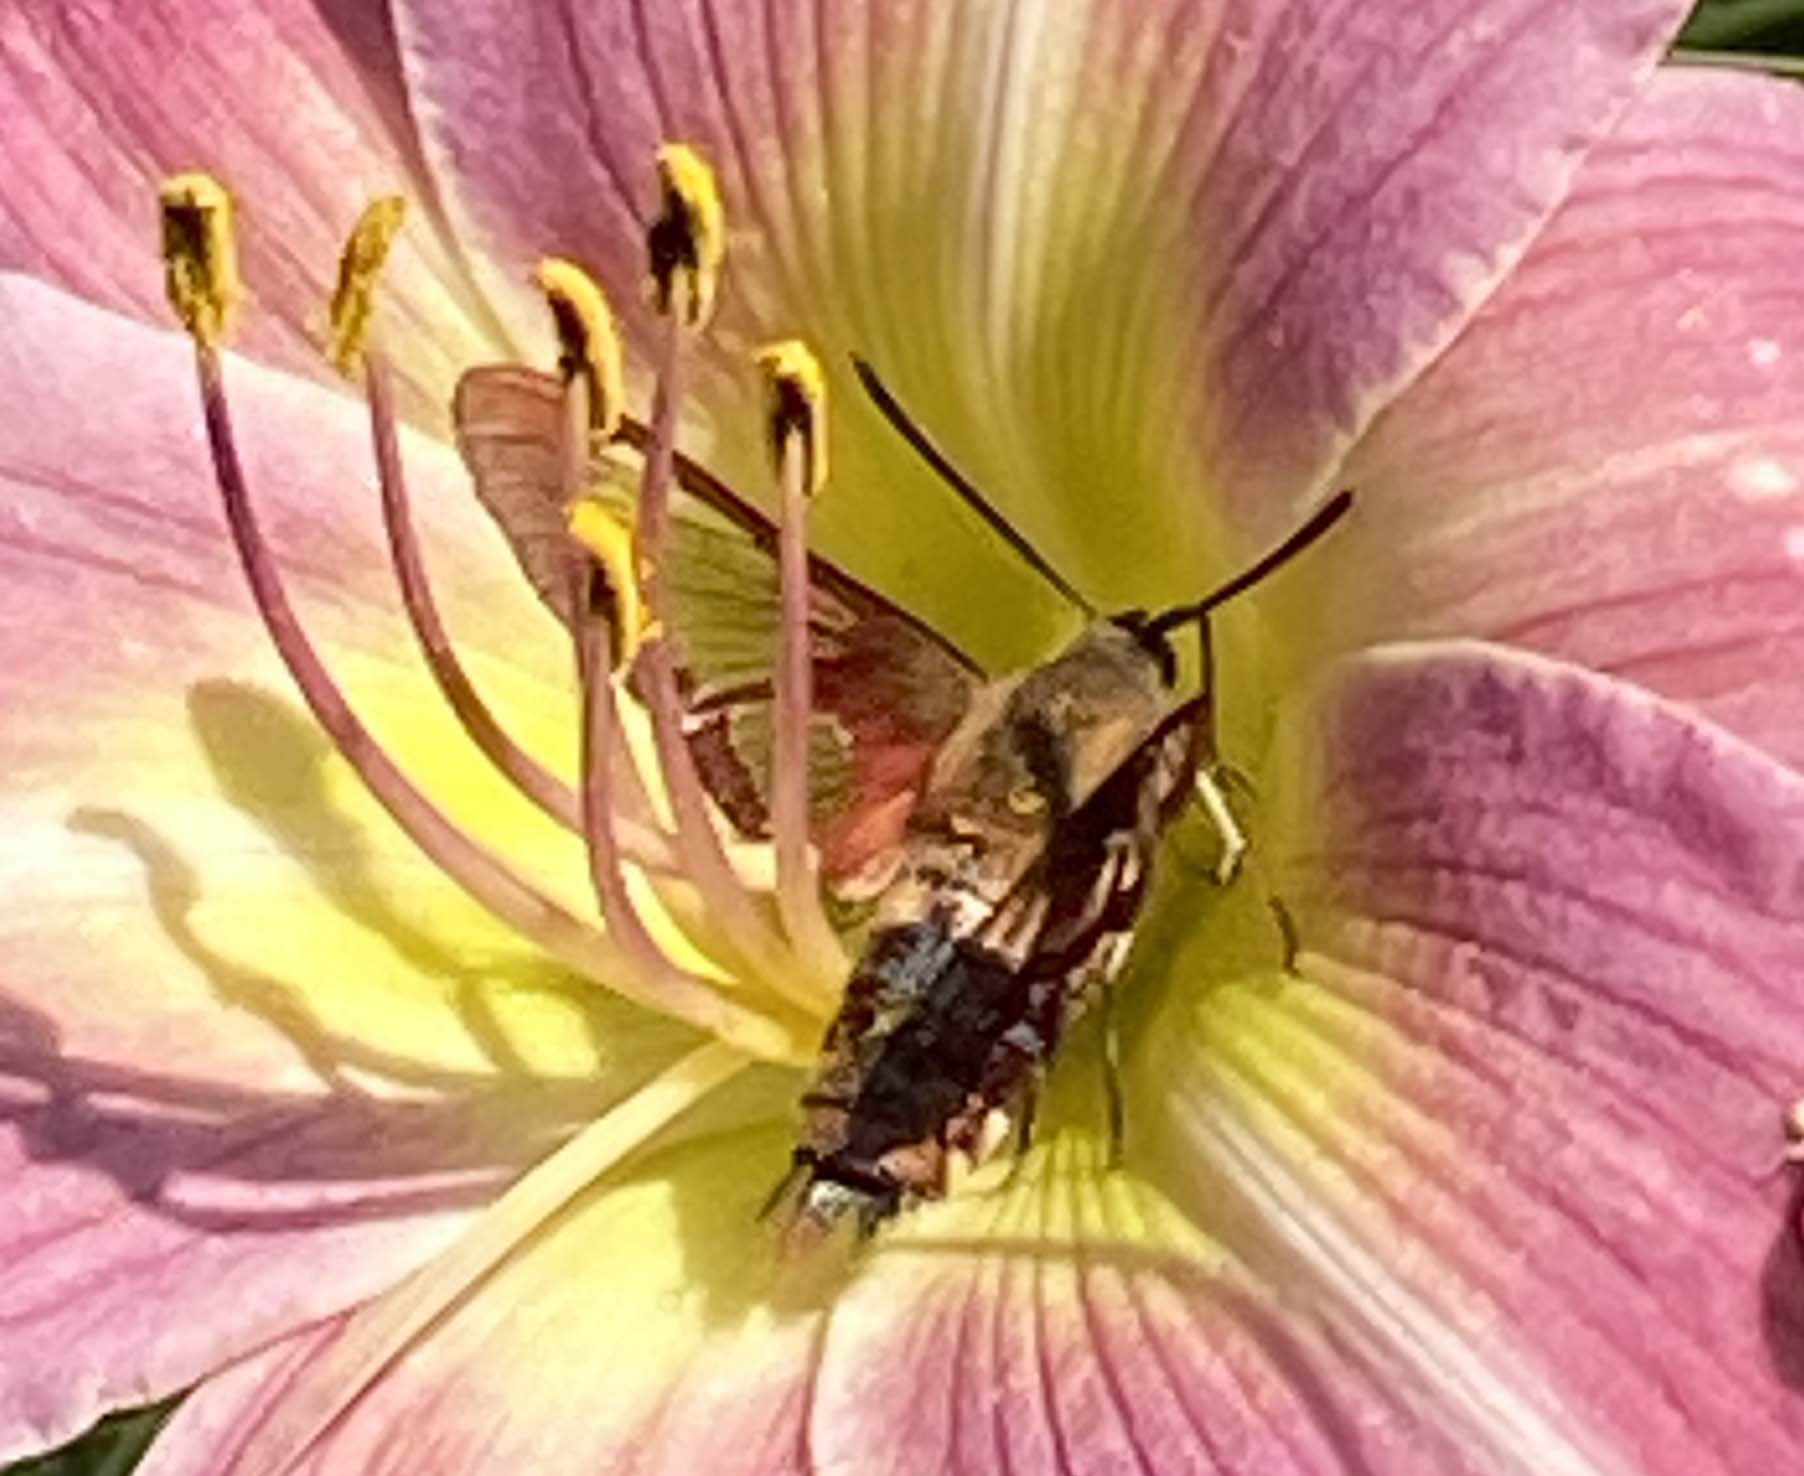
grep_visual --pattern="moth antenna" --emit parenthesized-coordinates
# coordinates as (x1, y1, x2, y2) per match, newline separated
(1146, 488, 1355, 638)
(850, 354, 1096, 617)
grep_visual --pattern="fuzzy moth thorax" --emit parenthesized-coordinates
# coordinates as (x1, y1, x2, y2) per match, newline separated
(883, 620, 1178, 920)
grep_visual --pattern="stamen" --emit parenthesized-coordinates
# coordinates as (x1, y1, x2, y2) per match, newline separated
(328, 194, 406, 375)
(567, 495, 644, 669)
(757, 340, 847, 987)
(158, 172, 241, 349)
(577, 558, 720, 1004)
(647, 143, 725, 327)
(536, 256, 626, 440)
(227, 1038, 750, 1476)
(202, 349, 758, 1038)
(529, 255, 673, 844)
(364, 351, 587, 833)
(330, 208, 674, 870)
(531, 260, 788, 1012)
(562, 506, 668, 855)
(1786, 1099, 1804, 1164)
(631, 152, 817, 1001)
(160, 176, 792, 1059)
(551, 350, 705, 987)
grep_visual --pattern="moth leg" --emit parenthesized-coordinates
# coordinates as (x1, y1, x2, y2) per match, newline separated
(1192, 765, 1248, 887)
(1214, 759, 1259, 807)
(1002, 1071, 1043, 1189)
(1188, 771, 1301, 970)
(756, 1156, 811, 1224)
(1188, 615, 1248, 887)
(1016, 1073, 1042, 1158)
(1099, 984, 1126, 1169)
(1181, 628, 1299, 968)
(1269, 889, 1301, 975)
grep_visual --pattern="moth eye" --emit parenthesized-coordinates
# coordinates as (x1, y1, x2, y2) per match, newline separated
(1006, 783, 1046, 817)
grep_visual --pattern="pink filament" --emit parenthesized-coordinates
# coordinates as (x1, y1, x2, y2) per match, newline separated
(628, 315, 800, 992)
(362, 352, 679, 874)
(770, 432, 846, 987)
(578, 602, 715, 998)
(191, 341, 780, 1045)
(557, 374, 712, 990)
(366, 354, 582, 830)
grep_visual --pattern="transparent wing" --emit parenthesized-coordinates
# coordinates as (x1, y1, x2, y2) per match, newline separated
(453, 365, 981, 895)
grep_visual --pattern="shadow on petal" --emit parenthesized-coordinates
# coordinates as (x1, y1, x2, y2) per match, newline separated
(16, 669, 704, 1236)
(185, 677, 612, 1077)
(1, 977, 596, 1234)
(1762, 1173, 1804, 1392)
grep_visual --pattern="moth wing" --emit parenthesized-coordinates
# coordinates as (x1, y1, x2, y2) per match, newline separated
(452, 363, 593, 624)
(452, 364, 983, 898)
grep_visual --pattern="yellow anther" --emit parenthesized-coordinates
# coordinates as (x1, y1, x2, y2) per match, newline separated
(1786, 1099, 1804, 1161)
(754, 339, 828, 495)
(647, 143, 724, 327)
(534, 257, 625, 439)
(569, 497, 644, 667)
(158, 172, 241, 348)
(328, 195, 407, 376)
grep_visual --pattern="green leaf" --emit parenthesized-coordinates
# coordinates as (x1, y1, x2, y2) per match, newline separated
(1681, 0, 1804, 49)
(2, 1402, 177, 1476)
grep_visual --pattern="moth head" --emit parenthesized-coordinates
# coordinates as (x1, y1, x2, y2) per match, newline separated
(1105, 608, 1183, 688)
(764, 1151, 906, 1258)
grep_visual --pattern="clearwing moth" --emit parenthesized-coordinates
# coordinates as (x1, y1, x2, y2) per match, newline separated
(454, 359, 1350, 1246)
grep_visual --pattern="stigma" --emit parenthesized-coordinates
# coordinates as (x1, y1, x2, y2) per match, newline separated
(155, 153, 846, 1069)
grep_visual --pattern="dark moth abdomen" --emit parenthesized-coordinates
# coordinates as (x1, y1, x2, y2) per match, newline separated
(784, 663, 1200, 1237)
(795, 920, 1033, 1217)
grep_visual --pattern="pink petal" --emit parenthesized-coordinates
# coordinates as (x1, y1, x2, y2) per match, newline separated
(0, 278, 681, 1459)
(394, 0, 1687, 648)
(809, 1137, 1485, 1476)
(1308, 68, 1804, 770)
(141, 1123, 818, 1476)
(130, 642, 1804, 1474)
(1145, 643, 1804, 1474)
(138, 1321, 348, 1476)
(144, 1121, 1492, 1476)
(0, 0, 506, 426)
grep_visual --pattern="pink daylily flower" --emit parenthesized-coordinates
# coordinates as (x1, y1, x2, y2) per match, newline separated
(3, 1, 1803, 1471)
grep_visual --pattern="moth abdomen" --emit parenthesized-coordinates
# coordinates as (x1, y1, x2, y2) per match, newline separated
(782, 923, 1042, 1235)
